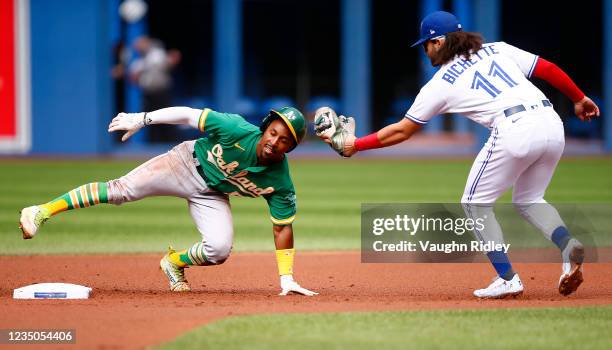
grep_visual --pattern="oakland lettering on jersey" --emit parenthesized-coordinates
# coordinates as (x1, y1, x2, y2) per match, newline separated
(207, 144, 275, 197)
(229, 170, 275, 196)
(441, 44, 500, 85)
(209, 144, 239, 174)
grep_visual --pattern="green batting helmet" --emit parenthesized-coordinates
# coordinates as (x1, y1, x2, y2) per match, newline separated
(260, 107, 307, 151)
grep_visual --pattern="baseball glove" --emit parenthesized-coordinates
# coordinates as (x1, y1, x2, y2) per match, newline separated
(314, 106, 339, 140)
(314, 107, 356, 157)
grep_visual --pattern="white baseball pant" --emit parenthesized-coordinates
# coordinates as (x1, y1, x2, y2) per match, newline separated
(106, 140, 233, 264)
(462, 103, 567, 248)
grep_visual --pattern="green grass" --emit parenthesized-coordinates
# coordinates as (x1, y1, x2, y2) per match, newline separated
(1, 158, 611, 254)
(156, 306, 612, 350)
(3, 159, 612, 349)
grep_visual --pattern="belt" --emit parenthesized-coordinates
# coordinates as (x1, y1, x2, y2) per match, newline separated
(192, 151, 209, 183)
(504, 99, 552, 118)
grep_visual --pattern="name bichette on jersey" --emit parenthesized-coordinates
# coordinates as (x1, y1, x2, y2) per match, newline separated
(441, 44, 500, 85)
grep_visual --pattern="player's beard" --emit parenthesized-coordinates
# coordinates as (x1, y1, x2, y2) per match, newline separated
(429, 53, 443, 67)
(426, 43, 444, 67)
(256, 142, 284, 165)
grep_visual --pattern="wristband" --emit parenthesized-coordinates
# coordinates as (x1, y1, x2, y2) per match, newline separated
(354, 132, 383, 151)
(276, 248, 295, 276)
(143, 112, 150, 126)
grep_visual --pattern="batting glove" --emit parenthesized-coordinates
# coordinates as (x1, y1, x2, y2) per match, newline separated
(279, 275, 318, 296)
(108, 112, 148, 142)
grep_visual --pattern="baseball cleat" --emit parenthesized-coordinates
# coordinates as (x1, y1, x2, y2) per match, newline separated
(559, 239, 584, 296)
(474, 274, 523, 299)
(19, 206, 50, 239)
(160, 249, 191, 292)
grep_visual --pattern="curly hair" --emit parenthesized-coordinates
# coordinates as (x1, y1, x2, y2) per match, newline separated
(436, 31, 484, 65)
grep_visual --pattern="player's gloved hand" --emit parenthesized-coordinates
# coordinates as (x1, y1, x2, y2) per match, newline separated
(108, 112, 147, 142)
(279, 275, 318, 296)
(329, 115, 357, 157)
(314, 107, 340, 141)
(574, 96, 600, 122)
(338, 114, 355, 135)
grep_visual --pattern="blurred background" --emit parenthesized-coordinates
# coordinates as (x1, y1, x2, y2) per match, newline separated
(0, 0, 610, 156)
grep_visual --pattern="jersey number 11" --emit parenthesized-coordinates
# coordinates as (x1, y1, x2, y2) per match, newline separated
(470, 60, 519, 98)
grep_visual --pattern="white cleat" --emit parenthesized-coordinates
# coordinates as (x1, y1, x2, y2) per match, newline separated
(474, 274, 524, 299)
(19, 206, 50, 239)
(559, 239, 584, 296)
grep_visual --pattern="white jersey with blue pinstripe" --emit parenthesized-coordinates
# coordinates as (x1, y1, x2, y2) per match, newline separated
(405, 42, 547, 129)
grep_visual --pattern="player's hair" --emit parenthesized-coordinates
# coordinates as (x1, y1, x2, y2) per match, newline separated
(437, 31, 483, 65)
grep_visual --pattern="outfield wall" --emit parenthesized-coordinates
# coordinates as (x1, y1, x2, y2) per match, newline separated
(0, 0, 610, 155)
(29, 0, 113, 154)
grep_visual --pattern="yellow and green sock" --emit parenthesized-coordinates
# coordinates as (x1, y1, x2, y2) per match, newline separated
(168, 242, 209, 267)
(40, 182, 109, 216)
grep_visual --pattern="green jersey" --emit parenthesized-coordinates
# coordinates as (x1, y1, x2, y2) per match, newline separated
(193, 108, 297, 226)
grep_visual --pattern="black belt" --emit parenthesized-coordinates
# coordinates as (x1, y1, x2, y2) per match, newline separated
(192, 152, 209, 182)
(504, 99, 552, 118)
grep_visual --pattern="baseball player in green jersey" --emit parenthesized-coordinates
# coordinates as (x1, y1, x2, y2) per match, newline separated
(19, 106, 318, 296)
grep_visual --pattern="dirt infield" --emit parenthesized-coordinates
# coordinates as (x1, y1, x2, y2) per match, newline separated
(1, 252, 611, 349)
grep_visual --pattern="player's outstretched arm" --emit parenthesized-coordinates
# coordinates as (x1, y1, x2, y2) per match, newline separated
(108, 107, 202, 141)
(343, 118, 422, 157)
(273, 224, 318, 296)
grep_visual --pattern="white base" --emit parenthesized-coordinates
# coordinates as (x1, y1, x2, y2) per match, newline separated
(13, 283, 92, 299)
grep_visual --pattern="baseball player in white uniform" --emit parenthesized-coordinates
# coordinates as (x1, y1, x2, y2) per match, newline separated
(317, 11, 600, 298)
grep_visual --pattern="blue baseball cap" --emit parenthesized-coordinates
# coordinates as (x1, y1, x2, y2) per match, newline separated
(411, 11, 462, 47)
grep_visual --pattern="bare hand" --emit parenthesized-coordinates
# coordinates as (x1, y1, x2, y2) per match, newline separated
(342, 134, 357, 157)
(574, 96, 600, 122)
